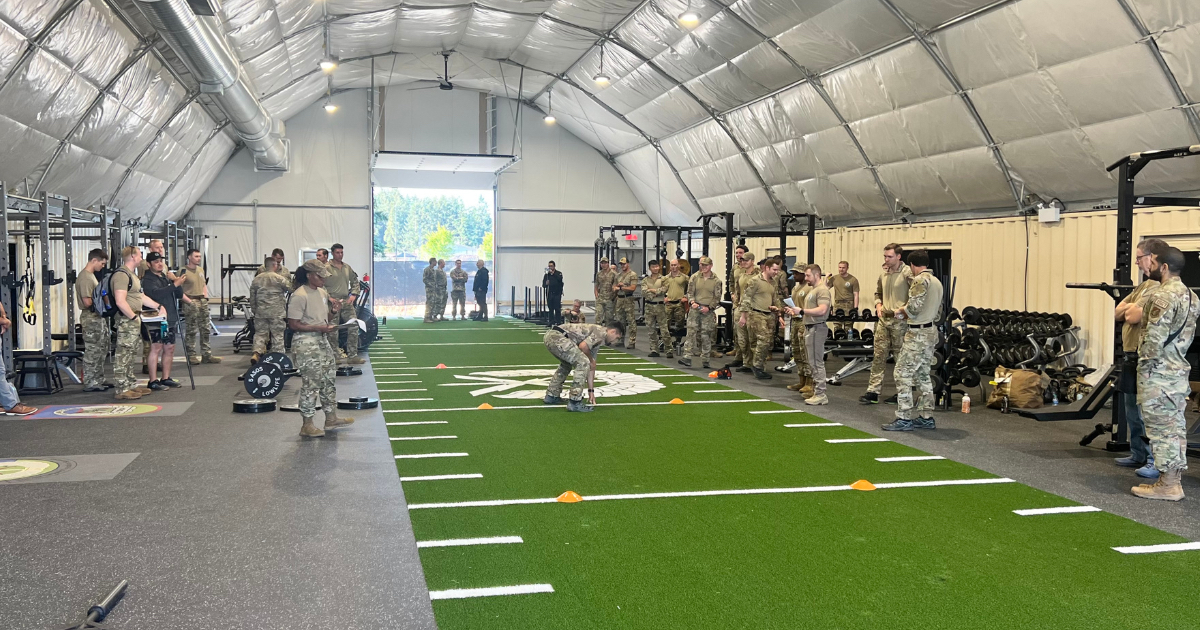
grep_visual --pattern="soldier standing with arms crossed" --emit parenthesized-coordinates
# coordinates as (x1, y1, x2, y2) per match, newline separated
(76, 249, 111, 392)
(450, 260, 469, 321)
(738, 258, 783, 380)
(678, 256, 721, 369)
(422, 257, 437, 322)
(288, 260, 355, 438)
(731, 252, 758, 368)
(826, 261, 860, 335)
(325, 244, 364, 365)
(860, 244, 912, 405)
(785, 262, 813, 396)
(1113, 239, 1165, 477)
(593, 257, 617, 326)
(642, 260, 669, 357)
(881, 250, 943, 431)
(248, 256, 291, 363)
(613, 257, 639, 349)
(663, 259, 688, 358)
(1127, 245, 1199, 501)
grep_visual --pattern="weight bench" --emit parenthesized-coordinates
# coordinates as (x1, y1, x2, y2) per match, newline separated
(827, 341, 875, 386)
(13, 349, 83, 395)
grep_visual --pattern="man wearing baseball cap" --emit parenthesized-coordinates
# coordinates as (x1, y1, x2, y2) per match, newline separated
(613, 257, 639, 349)
(593, 256, 616, 327)
(679, 256, 722, 368)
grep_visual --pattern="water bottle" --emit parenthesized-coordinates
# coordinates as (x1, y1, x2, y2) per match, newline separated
(961, 393, 971, 414)
(1052, 390, 1059, 406)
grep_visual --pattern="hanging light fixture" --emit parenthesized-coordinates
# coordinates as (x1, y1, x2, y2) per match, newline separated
(543, 91, 556, 124)
(678, 0, 700, 26)
(320, 56, 338, 72)
(324, 96, 338, 113)
(593, 43, 611, 86)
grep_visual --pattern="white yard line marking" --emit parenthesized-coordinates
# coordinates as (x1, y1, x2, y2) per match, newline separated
(428, 584, 555, 600)
(384, 399, 762, 413)
(376, 381, 422, 384)
(378, 389, 429, 392)
(373, 361, 412, 365)
(1112, 542, 1200, 555)
(1012, 506, 1102, 516)
(693, 389, 737, 393)
(749, 410, 803, 414)
(381, 398, 435, 402)
(400, 473, 482, 482)
(377, 373, 418, 377)
(636, 367, 676, 371)
(395, 453, 468, 459)
(785, 423, 844, 428)
(417, 536, 523, 549)
(875, 456, 946, 462)
(402, 363, 561, 370)
(387, 420, 448, 426)
(602, 362, 645, 365)
(390, 436, 457, 441)
(409, 477, 1016, 510)
(826, 438, 891, 443)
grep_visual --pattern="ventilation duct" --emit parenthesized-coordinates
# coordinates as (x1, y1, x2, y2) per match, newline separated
(133, 0, 288, 171)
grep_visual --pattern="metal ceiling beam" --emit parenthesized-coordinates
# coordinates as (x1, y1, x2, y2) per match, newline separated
(1114, 0, 1200, 141)
(877, 0, 1022, 211)
(109, 91, 200, 205)
(149, 121, 230, 223)
(0, 0, 89, 92)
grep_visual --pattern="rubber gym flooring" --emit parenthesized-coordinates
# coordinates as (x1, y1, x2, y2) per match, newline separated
(381, 317, 1200, 630)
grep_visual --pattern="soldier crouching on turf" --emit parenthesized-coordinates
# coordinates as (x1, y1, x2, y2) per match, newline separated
(542, 321, 625, 413)
(287, 259, 355, 438)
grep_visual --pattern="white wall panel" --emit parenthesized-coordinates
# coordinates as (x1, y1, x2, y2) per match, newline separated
(380, 86, 483, 154)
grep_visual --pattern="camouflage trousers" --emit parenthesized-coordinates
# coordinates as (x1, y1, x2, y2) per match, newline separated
(736, 314, 753, 364)
(789, 318, 810, 377)
(830, 301, 855, 333)
(644, 303, 668, 353)
(252, 317, 286, 356)
(615, 297, 637, 348)
(1138, 365, 1190, 472)
(294, 333, 336, 418)
(894, 327, 937, 420)
(685, 308, 716, 360)
(113, 315, 143, 392)
(324, 300, 360, 360)
(451, 289, 466, 317)
(181, 298, 213, 358)
(424, 289, 435, 319)
(806, 323, 828, 395)
(747, 312, 773, 370)
(81, 312, 110, 389)
(594, 298, 615, 328)
(867, 317, 908, 394)
(437, 290, 448, 316)
(545, 331, 591, 401)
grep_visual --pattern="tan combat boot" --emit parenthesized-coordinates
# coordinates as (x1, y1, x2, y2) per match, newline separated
(300, 417, 325, 437)
(324, 411, 354, 430)
(787, 375, 807, 392)
(800, 377, 815, 398)
(115, 389, 142, 400)
(1132, 470, 1185, 501)
(346, 356, 366, 365)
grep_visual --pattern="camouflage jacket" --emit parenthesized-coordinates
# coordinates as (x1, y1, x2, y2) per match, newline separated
(450, 268, 469, 292)
(1138, 276, 1200, 374)
(250, 271, 291, 319)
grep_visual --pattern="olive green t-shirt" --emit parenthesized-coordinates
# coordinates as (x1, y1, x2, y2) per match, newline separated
(287, 284, 331, 327)
(110, 267, 143, 317)
(181, 266, 207, 297)
(76, 269, 98, 312)
(803, 284, 832, 325)
(826, 273, 860, 303)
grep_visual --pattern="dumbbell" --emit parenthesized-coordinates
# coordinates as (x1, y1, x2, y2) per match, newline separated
(961, 306, 982, 325)
(947, 307, 960, 322)
(835, 308, 846, 320)
(862, 309, 874, 320)
(860, 329, 874, 343)
(834, 329, 848, 341)
(849, 309, 860, 321)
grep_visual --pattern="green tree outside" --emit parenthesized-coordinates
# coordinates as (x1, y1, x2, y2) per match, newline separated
(421, 225, 455, 260)
(373, 189, 493, 259)
(478, 232, 493, 261)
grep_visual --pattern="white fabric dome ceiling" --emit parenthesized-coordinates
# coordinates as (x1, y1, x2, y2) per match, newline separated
(0, 0, 1197, 225)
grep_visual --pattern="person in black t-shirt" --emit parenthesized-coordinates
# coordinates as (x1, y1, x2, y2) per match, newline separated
(141, 252, 187, 390)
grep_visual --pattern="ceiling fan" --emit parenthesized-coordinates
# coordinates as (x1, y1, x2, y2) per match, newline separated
(409, 51, 457, 91)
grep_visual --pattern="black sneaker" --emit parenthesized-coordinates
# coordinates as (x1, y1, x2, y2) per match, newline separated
(912, 416, 936, 430)
(83, 386, 108, 392)
(678, 358, 692, 367)
(884, 394, 898, 405)
(728, 359, 744, 368)
(859, 392, 879, 404)
(648, 351, 660, 357)
(147, 379, 169, 391)
(882, 419, 913, 432)
(753, 368, 772, 380)
(160, 378, 182, 388)
(736, 366, 753, 374)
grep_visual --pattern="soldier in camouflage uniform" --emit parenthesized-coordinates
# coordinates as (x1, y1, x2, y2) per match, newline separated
(738, 258, 783, 379)
(642, 260, 669, 356)
(732, 252, 759, 367)
(680, 256, 722, 368)
(860, 244, 912, 404)
(255, 248, 292, 283)
(593, 257, 617, 327)
(614, 257, 640, 349)
(179, 248, 220, 365)
(786, 262, 813, 396)
(288, 259, 355, 437)
(882, 250, 943, 431)
(562, 300, 587, 324)
(249, 256, 291, 362)
(663, 259, 688, 358)
(111, 247, 166, 400)
(542, 321, 625, 413)
(769, 256, 790, 355)
(422, 257, 437, 322)
(324, 244, 364, 364)
(450, 260, 469, 320)
(1130, 246, 1199, 501)
(434, 259, 449, 320)
(76, 248, 111, 392)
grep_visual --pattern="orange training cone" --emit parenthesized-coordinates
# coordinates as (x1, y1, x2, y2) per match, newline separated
(851, 479, 877, 491)
(477, 403, 493, 410)
(708, 371, 719, 378)
(669, 398, 685, 405)
(436, 363, 447, 369)
(556, 491, 583, 503)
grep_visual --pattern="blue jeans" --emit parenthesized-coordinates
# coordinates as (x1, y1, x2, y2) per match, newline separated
(0, 343, 21, 409)
(1124, 389, 1151, 463)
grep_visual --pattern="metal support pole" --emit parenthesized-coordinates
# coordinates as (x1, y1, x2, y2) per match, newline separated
(779, 214, 788, 263)
(641, 228, 648, 275)
(39, 194, 51, 355)
(511, 286, 516, 317)
(64, 197, 76, 352)
(807, 214, 816, 264)
(0, 185, 10, 372)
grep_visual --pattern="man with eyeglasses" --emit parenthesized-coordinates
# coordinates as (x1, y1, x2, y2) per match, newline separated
(1112, 239, 1167, 478)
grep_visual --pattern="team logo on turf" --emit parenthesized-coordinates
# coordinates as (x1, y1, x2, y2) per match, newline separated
(0, 458, 61, 481)
(453, 369, 665, 399)
(50, 404, 162, 418)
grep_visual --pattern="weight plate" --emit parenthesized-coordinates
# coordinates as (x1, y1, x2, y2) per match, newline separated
(336, 367, 363, 377)
(233, 399, 277, 413)
(244, 362, 285, 399)
(960, 368, 981, 388)
(961, 306, 981, 325)
(337, 397, 380, 410)
(261, 352, 294, 372)
(279, 402, 321, 413)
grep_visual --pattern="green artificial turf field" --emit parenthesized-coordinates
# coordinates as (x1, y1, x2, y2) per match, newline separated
(374, 317, 1200, 629)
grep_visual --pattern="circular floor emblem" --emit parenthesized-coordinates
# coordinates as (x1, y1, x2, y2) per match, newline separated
(454, 369, 664, 400)
(0, 459, 60, 481)
(52, 404, 162, 418)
